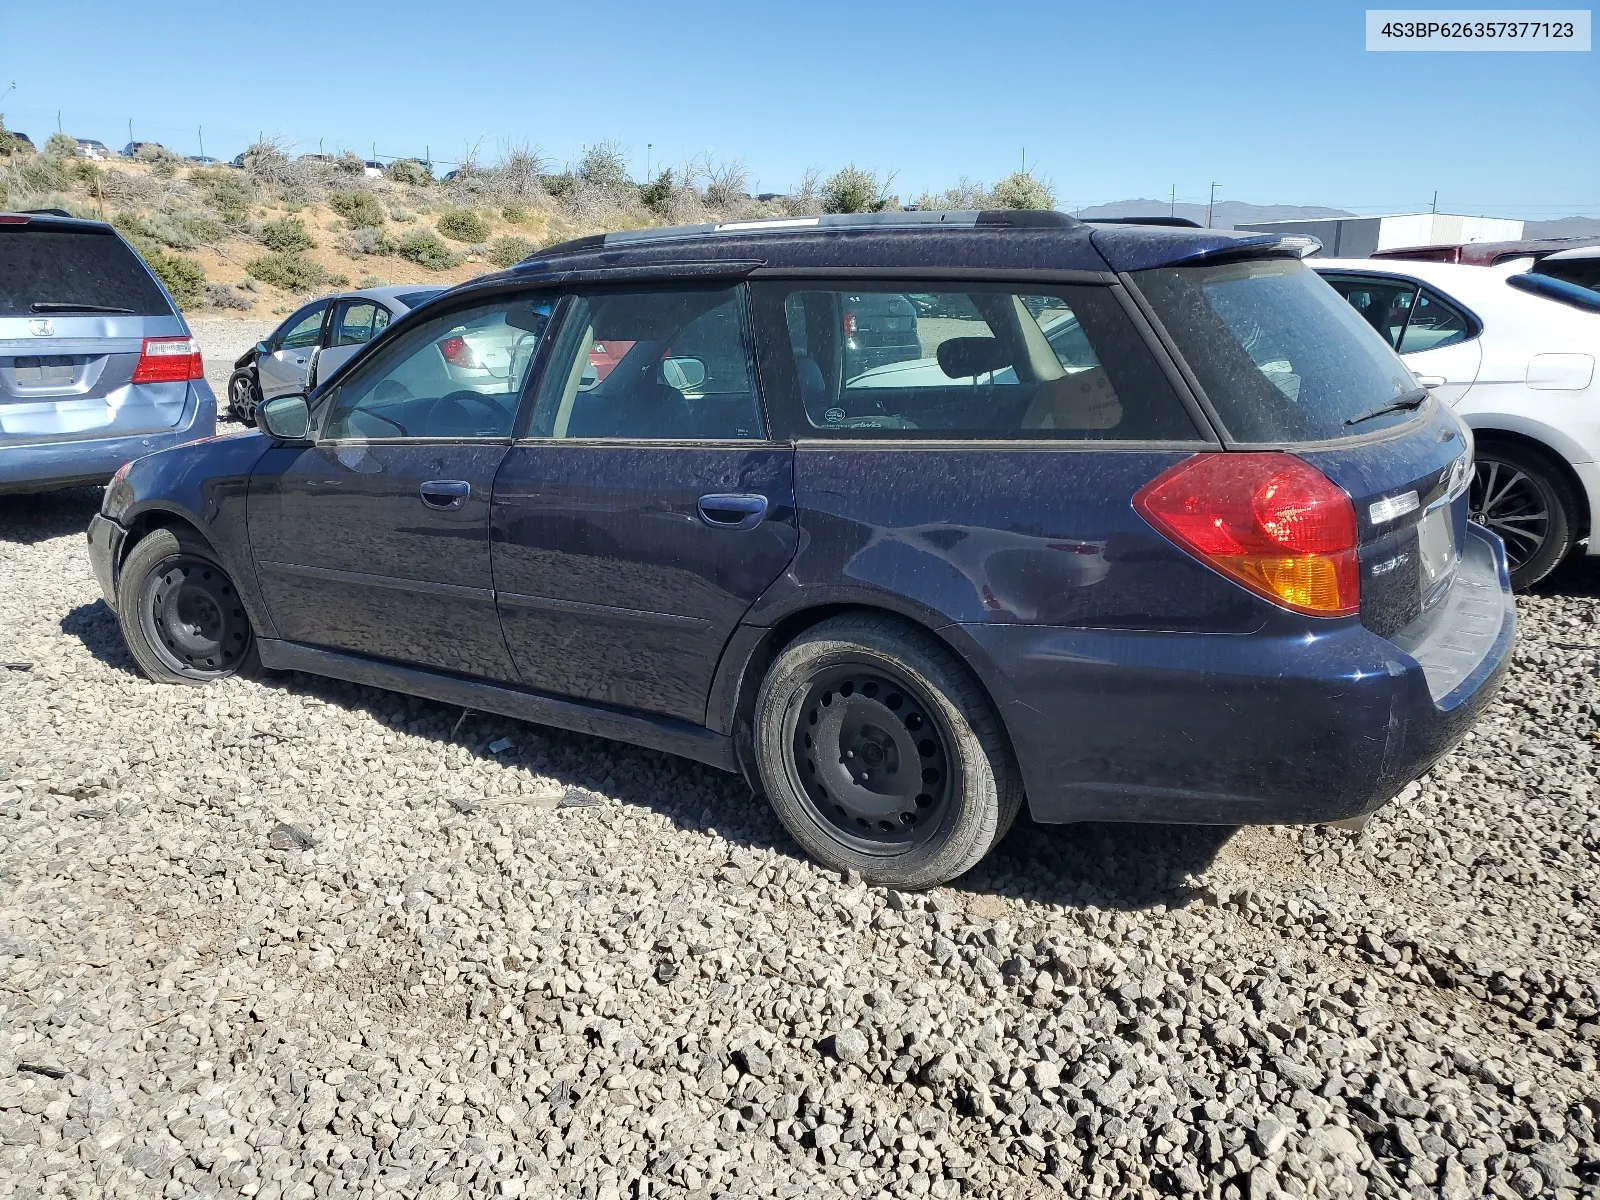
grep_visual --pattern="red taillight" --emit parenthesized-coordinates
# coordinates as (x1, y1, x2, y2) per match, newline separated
(842, 311, 857, 336)
(437, 335, 482, 369)
(1134, 452, 1360, 617)
(131, 336, 203, 384)
(0, 215, 31, 225)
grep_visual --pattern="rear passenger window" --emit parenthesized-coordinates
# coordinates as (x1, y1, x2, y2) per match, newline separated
(527, 286, 765, 440)
(763, 284, 1200, 440)
(1398, 288, 1472, 353)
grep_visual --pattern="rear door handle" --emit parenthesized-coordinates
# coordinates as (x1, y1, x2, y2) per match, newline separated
(698, 493, 768, 530)
(420, 479, 471, 510)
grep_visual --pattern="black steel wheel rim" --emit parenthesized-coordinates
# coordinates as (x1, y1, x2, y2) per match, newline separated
(785, 663, 955, 853)
(138, 554, 250, 675)
(1470, 458, 1548, 570)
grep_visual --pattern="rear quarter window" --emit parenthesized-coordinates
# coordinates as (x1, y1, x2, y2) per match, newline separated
(1135, 257, 1420, 442)
(0, 227, 173, 317)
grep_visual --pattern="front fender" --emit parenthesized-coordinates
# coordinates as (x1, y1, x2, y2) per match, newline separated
(115, 432, 278, 638)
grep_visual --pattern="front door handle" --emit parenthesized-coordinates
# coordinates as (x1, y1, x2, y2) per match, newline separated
(420, 479, 471, 510)
(698, 493, 768, 530)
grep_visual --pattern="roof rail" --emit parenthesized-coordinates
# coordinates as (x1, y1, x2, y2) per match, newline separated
(1088, 216, 1203, 229)
(537, 208, 1081, 258)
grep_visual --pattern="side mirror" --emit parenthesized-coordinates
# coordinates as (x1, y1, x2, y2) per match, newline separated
(258, 394, 311, 442)
(256, 341, 270, 356)
(662, 356, 707, 391)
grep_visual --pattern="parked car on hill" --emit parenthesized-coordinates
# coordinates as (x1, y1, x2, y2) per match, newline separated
(74, 139, 112, 161)
(87, 211, 1514, 889)
(1316, 258, 1600, 588)
(0, 211, 215, 492)
(122, 141, 165, 159)
(226, 285, 445, 422)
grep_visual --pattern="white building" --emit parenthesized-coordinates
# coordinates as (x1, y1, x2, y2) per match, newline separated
(1234, 213, 1525, 258)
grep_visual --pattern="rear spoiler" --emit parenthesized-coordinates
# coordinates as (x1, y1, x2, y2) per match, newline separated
(1090, 226, 1322, 272)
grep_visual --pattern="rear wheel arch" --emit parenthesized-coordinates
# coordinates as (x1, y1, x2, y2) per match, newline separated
(1469, 427, 1589, 543)
(723, 602, 1018, 792)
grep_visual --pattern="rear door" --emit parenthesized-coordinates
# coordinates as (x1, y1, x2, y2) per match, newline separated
(256, 301, 329, 399)
(491, 283, 796, 722)
(0, 220, 188, 444)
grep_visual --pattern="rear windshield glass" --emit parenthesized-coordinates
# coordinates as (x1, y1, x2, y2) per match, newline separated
(397, 289, 444, 310)
(1134, 257, 1420, 442)
(0, 228, 173, 318)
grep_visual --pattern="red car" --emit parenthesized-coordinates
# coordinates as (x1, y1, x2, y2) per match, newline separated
(1372, 236, 1600, 266)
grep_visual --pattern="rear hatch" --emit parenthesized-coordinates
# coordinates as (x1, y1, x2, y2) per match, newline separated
(1131, 254, 1474, 637)
(0, 218, 189, 446)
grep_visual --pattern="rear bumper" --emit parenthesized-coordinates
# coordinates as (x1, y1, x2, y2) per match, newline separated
(962, 525, 1515, 826)
(0, 382, 216, 494)
(86, 513, 127, 614)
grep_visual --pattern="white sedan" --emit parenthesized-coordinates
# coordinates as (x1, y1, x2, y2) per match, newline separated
(1315, 258, 1600, 588)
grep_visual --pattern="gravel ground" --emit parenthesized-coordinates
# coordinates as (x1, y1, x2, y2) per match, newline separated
(2, 488, 1599, 1200)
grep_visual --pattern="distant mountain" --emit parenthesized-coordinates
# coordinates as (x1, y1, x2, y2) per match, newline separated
(1073, 199, 1355, 229)
(1524, 217, 1600, 239)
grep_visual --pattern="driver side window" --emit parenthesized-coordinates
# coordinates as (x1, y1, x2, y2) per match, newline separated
(277, 302, 329, 351)
(320, 295, 551, 440)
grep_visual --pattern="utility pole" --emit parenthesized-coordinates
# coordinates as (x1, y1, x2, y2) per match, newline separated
(1206, 182, 1221, 228)
(127, 118, 133, 150)
(1170, 185, 1176, 217)
(646, 143, 652, 180)
(198, 126, 204, 161)
(1431, 190, 1438, 214)
(318, 138, 323, 156)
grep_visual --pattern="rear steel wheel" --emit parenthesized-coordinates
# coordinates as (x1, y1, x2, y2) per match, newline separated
(754, 614, 1022, 889)
(788, 666, 954, 851)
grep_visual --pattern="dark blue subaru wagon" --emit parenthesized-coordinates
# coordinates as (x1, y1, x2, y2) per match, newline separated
(86, 211, 1514, 888)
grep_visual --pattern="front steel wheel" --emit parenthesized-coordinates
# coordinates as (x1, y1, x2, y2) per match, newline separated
(117, 527, 258, 684)
(228, 370, 261, 425)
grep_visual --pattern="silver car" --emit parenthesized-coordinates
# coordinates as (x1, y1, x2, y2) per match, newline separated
(227, 285, 443, 423)
(1, 212, 216, 493)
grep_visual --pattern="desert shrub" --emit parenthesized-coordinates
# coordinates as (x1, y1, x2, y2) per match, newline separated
(386, 158, 433, 187)
(578, 141, 630, 191)
(98, 169, 164, 207)
(395, 230, 459, 270)
(14, 153, 68, 194)
(330, 189, 384, 228)
(259, 216, 316, 252)
(497, 146, 547, 201)
(66, 158, 102, 187)
(190, 169, 253, 221)
(338, 227, 397, 256)
(241, 139, 295, 188)
(436, 208, 490, 243)
(500, 201, 528, 223)
(388, 205, 416, 223)
(336, 151, 366, 175)
(486, 235, 536, 268)
(327, 271, 350, 288)
(823, 165, 891, 214)
(692, 157, 750, 210)
(204, 282, 253, 310)
(358, 274, 385, 289)
(541, 173, 576, 202)
(914, 177, 990, 212)
(0, 115, 20, 157)
(44, 132, 78, 159)
(639, 169, 674, 215)
(178, 212, 226, 244)
(245, 251, 332, 291)
(988, 171, 1054, 211)
(113, 211, 198, 251)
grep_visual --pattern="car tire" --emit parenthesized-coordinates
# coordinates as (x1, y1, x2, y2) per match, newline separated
(1470, 440, 1578, 590)
(227, 370, 262, 425)
(116, 527, 259, 685)
(753, 614, 1022, 890)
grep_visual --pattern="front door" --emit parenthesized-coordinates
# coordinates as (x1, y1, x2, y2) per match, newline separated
(248, 291, 553, 679)
(491, 284, 797, 722)
(257, 300, 330, 399)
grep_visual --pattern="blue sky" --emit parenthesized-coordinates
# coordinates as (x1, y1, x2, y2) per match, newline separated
(3, 0, 1595, 216)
